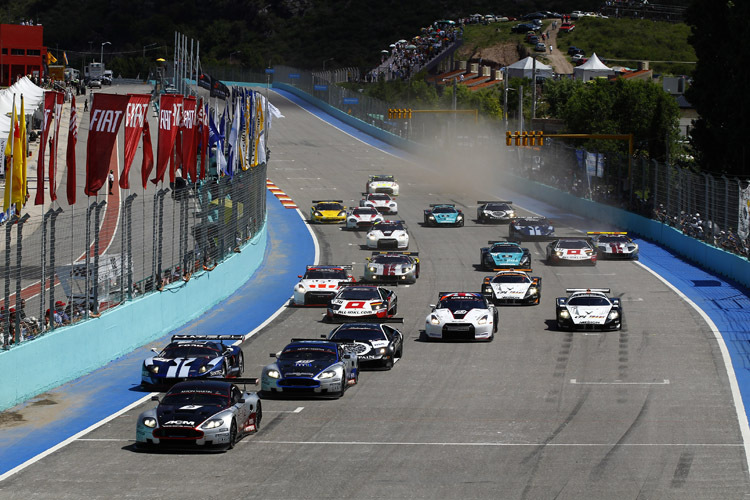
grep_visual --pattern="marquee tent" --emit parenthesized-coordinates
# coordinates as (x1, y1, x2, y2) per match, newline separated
(573, 53, 615, 82)
(505, 57, 554, 80)
(0, 76, 45, 136)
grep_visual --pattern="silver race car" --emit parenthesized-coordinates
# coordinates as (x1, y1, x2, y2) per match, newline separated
(360, 193, 398, 214)
(588, 232, 639, 260)
(366, 220, 409, 250)
(346, 206, 385, 230)
(556, 288, 622, 331)
(476, 200, 515, 223)
(366, 174, 400, 196)
(546, 238, 597, 265)
(291, 265, 356, 306)
(424, 292, 497, 341)
(364, 251, 420, 284)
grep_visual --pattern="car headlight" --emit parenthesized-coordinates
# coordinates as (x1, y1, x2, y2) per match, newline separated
(331, 304, 341, 311)
(367, 266, 376, 273)
(314, 211, 322, 216)
(608, 310, 619, 320)
(319, 370, 337, 379)
(295, 283, 306, 292)
(199, 365, 210, 373)
(368, 234, 377, 240)
(429, 315, 440, 325)
(559, 309, 570, 319)
(338, 211, 346, 217)
(477, 315, 489, 325)
(266, 369, 281, 379)
(428, 215, 435, 220)
(142, 417, 157, 428)
(508, 211, 515, 217)
(403, 265, 413, 272)
(526, 286, 539, 296)
(585, 250, 594, 255)
(378, 347, 388, 354)
(555, 251, 563, 257)
(201, 419, 225, 429)
(457, 214, 464, 220)
(146, 365, 159, 374)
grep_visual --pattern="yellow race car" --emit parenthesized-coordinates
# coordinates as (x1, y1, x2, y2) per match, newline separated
(310, 200, 347, 223)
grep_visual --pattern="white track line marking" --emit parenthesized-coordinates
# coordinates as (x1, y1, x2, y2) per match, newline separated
(570, 379, 670, 385)
(252, 440, 742, 448)
(267, 406, 305, 414)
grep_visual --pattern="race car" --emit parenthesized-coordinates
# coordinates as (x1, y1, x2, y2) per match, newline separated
(545, 238, 597, 265)
(481, 268, 541, 305)
(291, 265, 356, 306)
(423, 204, 465, 227)
(509, 216, 555, 240)
(480, 240, 531, 270)
(261, 339, 358, 397)
(141, 335, 244, 388)
(366, 174, 400, 196)
(326, 284, 398, 322)
(360, 193, 398, 214)
(364, 251, 420, 284)
(588, 232, 639, 260)
(326, 320, 404, 369)
(366, 220, 409, 250)
(476, 200, 515, 223)
(424, 292, 497, 341)
(309, 200, 347, 224)
(556, 288, 622, 331)
(135, 379, 261, 451)
(346, 206, 385, 230)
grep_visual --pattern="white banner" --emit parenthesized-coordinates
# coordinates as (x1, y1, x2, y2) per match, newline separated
(56, 254, 129, 306)
(0, 137, 5, 177)
(739, 183, 750, 240)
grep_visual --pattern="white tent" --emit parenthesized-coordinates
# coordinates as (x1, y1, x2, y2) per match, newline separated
(505, 57, 554, 80)
(573, 53, 614, 82)
(0, 76, 45, 136)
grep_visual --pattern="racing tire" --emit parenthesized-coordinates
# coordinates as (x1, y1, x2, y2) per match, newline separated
(391, 303, 398, 315)
(384, 357, 394, 370)
(458, 220, 464, 227)
(238, 352, 244, 376)
(336, 378, 347, 399)
(254, 402, 262, 432)
(228, 419, 238, 450)
(395, 343, 403, 358)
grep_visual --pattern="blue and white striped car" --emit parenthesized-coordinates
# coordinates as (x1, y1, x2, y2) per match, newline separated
(509, 216, 555, 241)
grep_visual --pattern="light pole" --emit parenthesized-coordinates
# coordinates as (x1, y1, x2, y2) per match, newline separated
(100, 41, 111, 65)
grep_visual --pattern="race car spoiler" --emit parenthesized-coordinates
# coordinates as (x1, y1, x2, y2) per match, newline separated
(171, 334, 244, 342)
(477, 200, 512, 205)
(429, 203, 455, 207)
(586, 231, 627, 235)
(305, 264, 354, 270)
(512, 216, 546, 221)
(370, 251, 418, 257)
(338, 282, 383, 288)
(566, 288, 610, 294)
(312, 200, 344, 204)
(437, 291, 482, 299)
(487, 240, 519, 245)
(494, 268, 532, 273)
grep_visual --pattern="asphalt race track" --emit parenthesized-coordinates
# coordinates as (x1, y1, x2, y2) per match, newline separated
(1, 88, 749, 499)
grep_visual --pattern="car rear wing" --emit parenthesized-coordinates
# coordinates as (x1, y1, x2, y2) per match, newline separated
(312, 200, 344, 204)
(586, 231, 627, 235)
(566, 288, 610, 294)
(487, 240, 518, 245)
(370, 251, 418, 257)
(477, 200, 512, 205)
(211, 377, 259, 385)
(494, 268, 532, 273)
(172, 334, 244, 342)
(429, 203, 455, 207)
(305, 264, 353, 270)
(437, 291, 482, 299)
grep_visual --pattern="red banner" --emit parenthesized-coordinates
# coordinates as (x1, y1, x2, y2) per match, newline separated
(34, 92, 57, 205)
(84, 94, 129, 196)
(140, 120, 154, 189)
(49, 92, 64, 201)
(153, 94, 182, 185)
(181, 96, 197, 182)
(66, 96, 77, 205)
(121, 94, 150, 189)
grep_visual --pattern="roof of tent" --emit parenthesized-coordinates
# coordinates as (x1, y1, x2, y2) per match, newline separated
(0, 77, 45, 136)
(576, 53, 611, 71)
(507, 56, 553, 71)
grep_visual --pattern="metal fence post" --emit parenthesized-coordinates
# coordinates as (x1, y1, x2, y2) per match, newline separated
(47, 207, 63, 331)
(92, 200, 106, 315)
(13, 214, 30, 343)
(3, 214, 17, 349)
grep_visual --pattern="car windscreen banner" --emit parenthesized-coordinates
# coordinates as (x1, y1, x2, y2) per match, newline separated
(152, 94, 183, 185)
(121, 94, 150, 189)
(197, 73, 212, 91)
(739, 183, 750, 240)
(84, 93, 129, 196)
(34, 91, 58, 205)
(211, 78, 229, 100)
(180, 96, 198, 182)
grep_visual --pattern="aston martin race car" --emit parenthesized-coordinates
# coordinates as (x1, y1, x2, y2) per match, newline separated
(291, 265, 356, 306)
(346, 206, 385, 230)
(141, 335, 244, 387)
(135, 379, 261, 451)
(310, 200, 347, 224)
(366, 220, 409, 249)
(476, 200, 515, 223)
(588, 232, 639, 260)
(509, 216, 555, 240)
(545, 238, 597, 265)
(480, 240, 531, 270)
(481, 268, 541, 305)
(366, 174, 399, 196)
(556, 288, 622, 331)
(423, 204, 465, 227)
(364, 251, 419, 284)
(360, 193, 398, 214)
(424, 292, 497, 341)
(326, 320, 404, 369)
(326, 284, 398, 322)
(261, 339, 358, 397)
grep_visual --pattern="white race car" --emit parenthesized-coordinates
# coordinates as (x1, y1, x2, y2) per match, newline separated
(424, 292, 497, 341)
(360, 193, 398, 214)
(366, 174, 399, 196)
(326, 284, 398, 322)
(291, 265, 356, 306)
(366, 220, 409, 250)
(481, 268, 541, 305)
(346, 206, 385, 230)
(587, 232, 639, 260)
(556, 288, 622, 331)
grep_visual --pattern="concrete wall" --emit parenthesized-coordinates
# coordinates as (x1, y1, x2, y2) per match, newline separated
(0, 225, 268, 411)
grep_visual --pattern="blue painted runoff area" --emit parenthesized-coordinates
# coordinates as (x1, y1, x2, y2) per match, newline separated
(0, 196, 314, 475)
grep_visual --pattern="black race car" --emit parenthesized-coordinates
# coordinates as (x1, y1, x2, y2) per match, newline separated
(476, 200, 515, 223)
(509, 216, 555, 241)
(326, 320, 404, 369)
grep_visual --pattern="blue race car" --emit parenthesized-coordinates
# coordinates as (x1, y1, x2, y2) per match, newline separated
(480, 241, 531, 270)
(509, 216, 555, 241)
(261, 339, 359, 398)
(141, 335, 244, 388)
(424, 204, 464, 227)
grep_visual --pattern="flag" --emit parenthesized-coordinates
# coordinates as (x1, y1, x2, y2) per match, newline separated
(121, 94, 150, 189)
(19, 95, 27, 204)
(181, 96, 197, 182)
(46, 52, 57, 65)
(49, 92, 64, 201)
(84, 94, 129, 196)
(227, 98, 240, 178)
(140, 121, 154, 189)
(34, 92, 56, 205)
(66, 95, 77, 205)
(2, 99, 17, 212)
(153, 94, 182, 184)
(200, 102, 208, 180)
(63, 52, 69, 66)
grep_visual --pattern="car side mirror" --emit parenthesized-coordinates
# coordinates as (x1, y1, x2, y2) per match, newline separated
(151, 395, 160, 402)
(343, 354, 352, 360)
(238, 398, 245, 404)
(269, 352, 277, 358)
(429, 304, 436, 308)
(150, 347, 160, 353)
(320, 334, 327, 338)
(297, 275, 303, 278)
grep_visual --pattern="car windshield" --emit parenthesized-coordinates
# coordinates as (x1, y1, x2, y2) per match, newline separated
(491, 244, 522, 253)
(161, 390, 229, 406)
(486, 204, 511, 211)
(558, 240, 589, 249)
(317, 203, 342, 211)
(160, 344, 220, 359)
(437, 296, 485, 311)
(372, 256, 410, 264)
(371, 176, 394, 182)
(597, 235, 628, 243)
(331, 327, 387, 342)
(491, 274, 530, 283)
(568, 296, 611, 306)
(279, 347, 337, 362)
(304, 268, 348, 279)
(353, 208, 376, 216)
(518, 218, 547, 226)
(369, 194, 391, 201)
(433, 206, 456, 213)
(373, 223, 403, 232)
(338, 287, 381, 300)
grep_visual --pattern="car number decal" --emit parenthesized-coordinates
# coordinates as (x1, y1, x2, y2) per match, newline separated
(345, 301, 366, 309)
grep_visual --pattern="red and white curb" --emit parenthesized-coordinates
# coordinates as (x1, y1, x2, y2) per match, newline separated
(267, 179, 298, 209)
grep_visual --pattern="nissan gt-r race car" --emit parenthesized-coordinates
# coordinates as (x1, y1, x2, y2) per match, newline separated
(326, 284, 398, 322)
(310, 200, 347, 224)
(261, 340, 358, 398)
(366, 174, 400, 196)
(588, 232, 639, 260)
(476, 200, 515, 223)
(480, 240, 532, 270)
(346, 206, 385, 230)
(141, 335, 244, 388)
(546, 238, 597, 265)
(424, 292, 497, 341)
(509, 216, 555, 240)
(291, 265, 356, 306)
(360, 193, 398, 214)
(326, 320, 404, 369)
(364, 251, 420, 284)
(366, 220, 409, 250)
(556, 288, 622, 331)
(481, 268, 541, 305)
(423, 204, 465, 227)
(135, 379, 261, 451)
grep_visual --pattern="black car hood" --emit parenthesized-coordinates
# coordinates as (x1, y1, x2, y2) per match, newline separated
(157, 403, 225, 427)
(277, 358, 333, 377)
